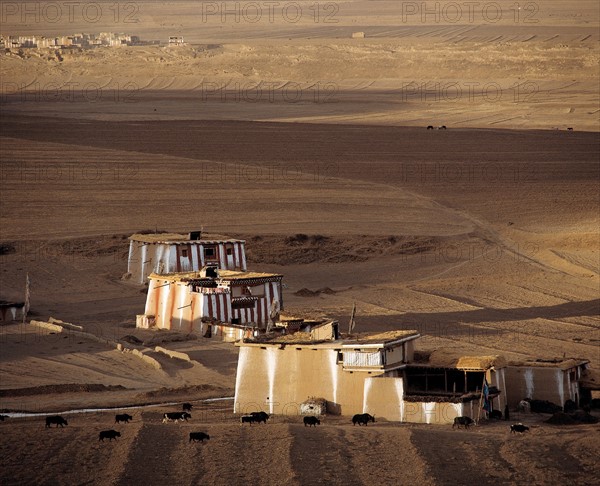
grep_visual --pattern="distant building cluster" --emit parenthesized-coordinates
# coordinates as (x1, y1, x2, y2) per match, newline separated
(1, 32, 160, 49)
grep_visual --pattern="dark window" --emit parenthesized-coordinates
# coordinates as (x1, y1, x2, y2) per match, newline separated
(226, 247, 233, 255)
(181, 249, 188, 257)
(204, 246, 217, 259)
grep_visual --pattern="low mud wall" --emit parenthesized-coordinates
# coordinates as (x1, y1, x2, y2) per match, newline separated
(30, 319, 162, 370)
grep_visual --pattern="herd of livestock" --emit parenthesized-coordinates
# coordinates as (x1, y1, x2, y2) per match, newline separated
(22, 404, 535, 444)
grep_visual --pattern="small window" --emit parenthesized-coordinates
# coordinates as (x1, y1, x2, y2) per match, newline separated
(204, 246, 216, 259)
(181, 249, 188, 257)
(336, 352, 343, 363)
(226, 248, 233, 255)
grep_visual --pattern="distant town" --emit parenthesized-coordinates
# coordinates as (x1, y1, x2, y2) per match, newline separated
(1, 33, 184, 49)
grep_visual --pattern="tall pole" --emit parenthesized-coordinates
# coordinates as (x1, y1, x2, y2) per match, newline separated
(348, 302, 356, 334)
(477, 373, 486, 424)
(23, 273, 30, 324)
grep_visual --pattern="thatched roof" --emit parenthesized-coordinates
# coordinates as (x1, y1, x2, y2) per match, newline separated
(579, 368, 600, 390)
(417, 349, 507, 370)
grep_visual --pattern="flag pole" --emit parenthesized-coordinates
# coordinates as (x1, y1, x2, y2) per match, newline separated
(23, 273, 30, 324)
(477, 373, 486, 424)
(348, 302, 356, 334)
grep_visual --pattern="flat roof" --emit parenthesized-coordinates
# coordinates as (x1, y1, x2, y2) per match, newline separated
(239, 329, 420, 348)
(507, 358, 589, 370)
(149, 269, 282, 282)
(129, 232, 244, 244)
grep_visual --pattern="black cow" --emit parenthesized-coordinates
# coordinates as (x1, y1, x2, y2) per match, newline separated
(352, 413, 375, 426)
(182, 403, 193, 412)
(510, 423, 529, 434)
(241, 415, 256, 425)
(0, 415, 8, 421)
(427, 125, 434, 130)
(303, 416, 320, 427)
(489, 410, 502, 420)
(45, 416, 68, 428)
(99, 430, 121, 441)
(452, 416, 474, 429)
(250, 411, 269, 424)
(563, 399, 577, 414)
(163, 412, 191, 423)
(115, 414, 133, 424)
(189, 432, 210, 443)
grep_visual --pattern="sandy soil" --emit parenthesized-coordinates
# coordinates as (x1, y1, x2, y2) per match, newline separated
(0, 117, 598, 483)
(1, 409, 598, 486)
(0, 1, 599, 484)
(1, 1, 599, 130)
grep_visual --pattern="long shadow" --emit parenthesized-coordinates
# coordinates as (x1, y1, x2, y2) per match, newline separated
(330, 298, 600, 337)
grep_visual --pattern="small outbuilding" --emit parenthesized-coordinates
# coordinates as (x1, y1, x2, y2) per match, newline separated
(504, 358, 590, 409)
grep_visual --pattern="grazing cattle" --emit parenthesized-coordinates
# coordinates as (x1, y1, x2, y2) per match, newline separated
(510, 423, 529, 434)
(241, 415, 256, 425)
(303, 416, 321, 427)
(530, 399, 561, 414)
(427, 125, 434, 130)
(115, 414, 133, 424)
(99, 430, 121, 441)
(438, 125, 447, 130)
(489, 410, 503, 420)
(352, 413, 375, 426)
(189, 432, 210, 443)
(518, 400, 531, 413)
(250, 411, 269, 424)
(452, 416, 474, 429)
(0, 415, 8, 421)
(162, 412, 191, 423)
(182, 403, 193, 412)
(567, 127, 573, 131)
(563, 399, 577, 414)
(45, 416, 68, 428)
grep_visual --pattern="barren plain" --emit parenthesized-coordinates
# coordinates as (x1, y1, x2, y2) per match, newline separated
(1, 1, 599, 485)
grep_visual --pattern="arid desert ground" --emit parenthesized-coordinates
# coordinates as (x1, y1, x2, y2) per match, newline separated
(1, 1, 599, 485)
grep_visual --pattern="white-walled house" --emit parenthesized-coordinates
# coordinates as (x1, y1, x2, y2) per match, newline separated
(127, 232, 247, 284)
(139, 268, 283, 334)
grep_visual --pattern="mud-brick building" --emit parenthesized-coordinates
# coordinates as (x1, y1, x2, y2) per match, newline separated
(504, 358, 589, 409)
(139, 268, 283, 334)
(234, 330, 420, 417)
(233, 331, 510, 424)
(127, 232, 247, 284)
